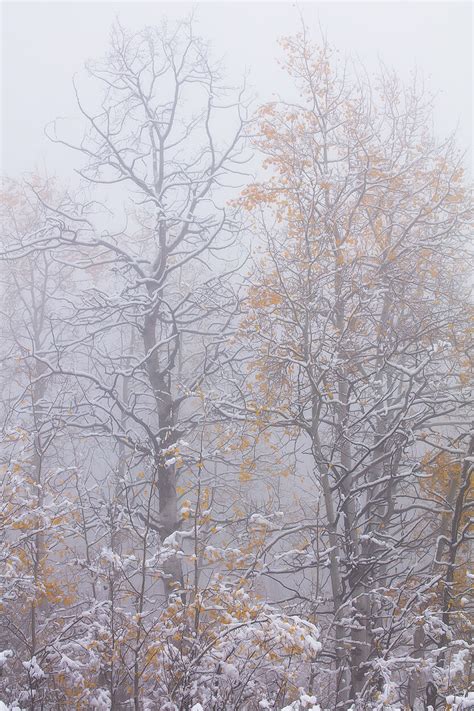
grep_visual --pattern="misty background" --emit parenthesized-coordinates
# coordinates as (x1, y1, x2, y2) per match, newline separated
(0, 3, 473, 710)
(1, 1, 472, 181)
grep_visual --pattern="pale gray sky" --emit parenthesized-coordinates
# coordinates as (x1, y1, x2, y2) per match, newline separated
(1, 1, 472, 180)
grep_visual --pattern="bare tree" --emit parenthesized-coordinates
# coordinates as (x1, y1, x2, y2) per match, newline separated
(1, 19, 472, 711)
(15, 19, 251, 598)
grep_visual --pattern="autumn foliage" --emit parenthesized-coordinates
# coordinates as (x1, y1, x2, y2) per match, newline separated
(0, 21, 472, 711)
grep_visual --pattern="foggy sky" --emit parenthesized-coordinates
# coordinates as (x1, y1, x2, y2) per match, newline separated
(1, 1, 472, 181)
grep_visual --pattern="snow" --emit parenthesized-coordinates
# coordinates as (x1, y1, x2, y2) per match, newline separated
(445, 693, 474, 709)
(220, 661, 239, 681)
(280, 694, 321, 711)
(250, 513, 273, 527)
(0, 650, 13, 669)
(449, 648, 471, 677)
(89, 689, 111, 710)
(98, 548, 136, 571)
(22, 656, 45, 681)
